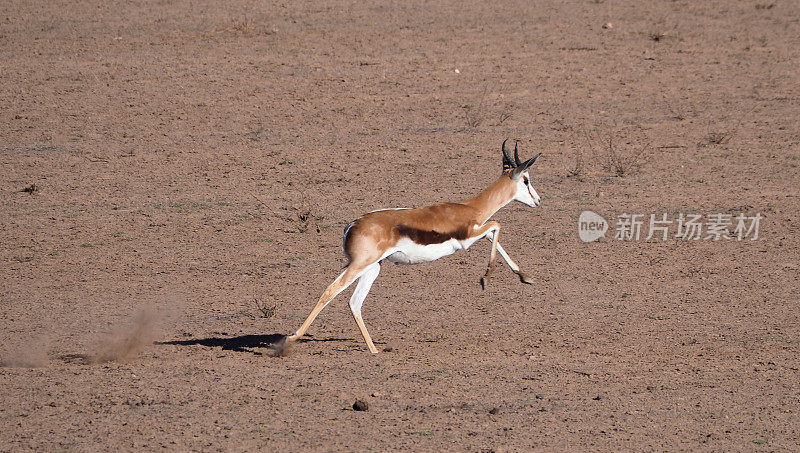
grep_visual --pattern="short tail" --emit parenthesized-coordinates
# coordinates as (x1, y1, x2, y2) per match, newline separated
(342, 220, 357, 267)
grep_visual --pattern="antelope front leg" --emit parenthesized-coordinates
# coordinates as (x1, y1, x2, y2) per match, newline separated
(477, 221, 501, 289)
(494, 241, 534, 285)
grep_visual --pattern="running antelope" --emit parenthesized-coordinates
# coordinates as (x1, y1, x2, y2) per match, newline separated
(286, 140, 542, 353)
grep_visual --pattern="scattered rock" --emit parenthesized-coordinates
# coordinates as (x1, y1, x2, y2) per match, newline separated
(593, 395, 602, 400)
(489, 407, 500, 415)
(602, 22, 613, 29)
(353, 399, 369, 411)
(382, 347, 394, 353)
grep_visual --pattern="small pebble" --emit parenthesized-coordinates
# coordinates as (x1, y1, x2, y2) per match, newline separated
(353, 399, 369, 411)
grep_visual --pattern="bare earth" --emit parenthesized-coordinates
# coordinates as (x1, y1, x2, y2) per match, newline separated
(1, 1, 799, 450)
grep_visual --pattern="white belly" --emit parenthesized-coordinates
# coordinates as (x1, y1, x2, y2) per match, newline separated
(385, 236, 481, 265)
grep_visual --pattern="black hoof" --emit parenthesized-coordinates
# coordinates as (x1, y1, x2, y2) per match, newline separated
(518, 272, 534, 285)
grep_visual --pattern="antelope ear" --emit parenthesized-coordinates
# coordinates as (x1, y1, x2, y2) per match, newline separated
(522, 153, 542, 170)
(501, 138, 515, 171)
(510, 153, 542, 180)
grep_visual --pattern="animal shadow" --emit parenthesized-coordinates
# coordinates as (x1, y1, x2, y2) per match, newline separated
(158, 333, 287, 356)
(158, 333, 350, 356)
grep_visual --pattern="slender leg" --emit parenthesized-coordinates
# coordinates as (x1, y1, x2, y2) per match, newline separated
(348, 262, 381, 353)
(489, 239, 534, 285)
(476, 221, 501, 289)
(286, 264, 366, 342)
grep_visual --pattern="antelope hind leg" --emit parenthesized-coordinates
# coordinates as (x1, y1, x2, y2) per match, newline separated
(287, 265, 364, 342)
(348, 263, 381, 353)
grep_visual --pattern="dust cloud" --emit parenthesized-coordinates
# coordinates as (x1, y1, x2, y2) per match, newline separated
(90, 308, 159, 364)
(0, 339, 49, 368)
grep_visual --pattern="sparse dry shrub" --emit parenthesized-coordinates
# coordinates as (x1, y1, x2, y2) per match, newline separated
(253, 276, 276, 319)
(577, 129, 649, 178)
(567, 147, 584, 178)
(464, 104, 483, 128)
(602, 136, 647, 177)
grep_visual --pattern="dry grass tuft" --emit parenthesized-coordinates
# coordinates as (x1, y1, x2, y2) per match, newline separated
(603, 136, 644, 177)
(567, 147, 584, 178)
(706, 132, 730, 145)
(253, 276, 276, 318)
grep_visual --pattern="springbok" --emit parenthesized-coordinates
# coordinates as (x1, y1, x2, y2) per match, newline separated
(286, 139, 542, 353)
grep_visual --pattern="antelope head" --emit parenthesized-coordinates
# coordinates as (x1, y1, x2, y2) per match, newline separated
(502, 139, 542, 208)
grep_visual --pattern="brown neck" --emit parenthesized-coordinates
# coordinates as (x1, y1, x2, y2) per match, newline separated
(461, 173, 516, 224)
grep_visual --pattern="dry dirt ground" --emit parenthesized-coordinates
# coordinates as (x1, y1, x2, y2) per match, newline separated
(2, 0, 799, 451)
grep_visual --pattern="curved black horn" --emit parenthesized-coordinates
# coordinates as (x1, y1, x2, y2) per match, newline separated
(501, 139, 515, 169)
(514, 141, 522, 167)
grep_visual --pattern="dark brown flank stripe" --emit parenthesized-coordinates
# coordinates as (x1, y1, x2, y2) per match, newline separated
(395, 224, 471, 246)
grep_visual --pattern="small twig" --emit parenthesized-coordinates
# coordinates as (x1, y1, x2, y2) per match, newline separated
(251, 194, 281, 219)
